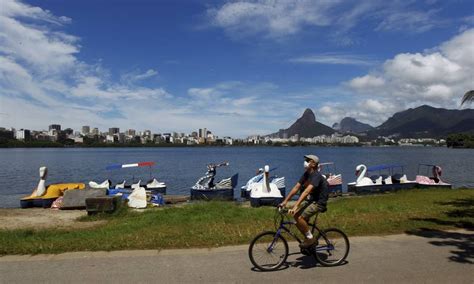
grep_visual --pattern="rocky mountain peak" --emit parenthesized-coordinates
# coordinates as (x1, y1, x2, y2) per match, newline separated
(301, 108, 316, 122)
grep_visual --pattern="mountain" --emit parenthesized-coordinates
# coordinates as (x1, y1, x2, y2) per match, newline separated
(369, 105, 474, 138)
(269, 108, 335, 138)
(334, 117, 374, 133)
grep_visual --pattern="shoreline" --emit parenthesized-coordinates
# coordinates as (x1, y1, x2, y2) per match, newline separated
(1, 142, 459, 148)
(0, 208, 105, 230)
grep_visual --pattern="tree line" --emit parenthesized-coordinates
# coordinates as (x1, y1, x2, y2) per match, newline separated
(446, 133, 474, 148)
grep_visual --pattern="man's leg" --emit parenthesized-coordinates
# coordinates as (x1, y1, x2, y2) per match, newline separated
(294, 213, 310, 236)
(295, 202, 319, 248)
(293, 200, 310, 234)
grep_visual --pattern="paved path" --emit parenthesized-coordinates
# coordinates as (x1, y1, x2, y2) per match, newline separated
(1, 230, 473, 283)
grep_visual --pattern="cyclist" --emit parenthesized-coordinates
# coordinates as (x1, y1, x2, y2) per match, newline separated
(279, 154, 330, 249)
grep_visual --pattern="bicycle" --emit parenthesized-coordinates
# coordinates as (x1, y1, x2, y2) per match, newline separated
(248, 207, 350, 271)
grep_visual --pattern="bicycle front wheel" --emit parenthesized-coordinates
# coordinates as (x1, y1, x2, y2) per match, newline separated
(314, 228, 350, 266)
(248, 231, 289, 271)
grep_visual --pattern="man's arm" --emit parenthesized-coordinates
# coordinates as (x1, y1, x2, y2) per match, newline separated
(280, 182, 301, 207)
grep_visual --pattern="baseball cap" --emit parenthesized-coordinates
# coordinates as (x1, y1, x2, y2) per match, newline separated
(304, 154, 319, 163)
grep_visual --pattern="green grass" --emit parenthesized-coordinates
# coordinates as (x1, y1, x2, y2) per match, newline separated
(0, 189, 473, 255)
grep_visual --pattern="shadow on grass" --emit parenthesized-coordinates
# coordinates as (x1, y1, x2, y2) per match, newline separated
(406, 197, 474, 264)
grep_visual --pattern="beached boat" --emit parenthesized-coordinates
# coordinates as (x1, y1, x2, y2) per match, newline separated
(248, 165, 284, 207)
(190, 162, 238, 201)
(347, 164, 417, 194)
(20, 166, 86, 208)
(415, 164, 452, 189)
(240, 167, 285, 199)
(89, 161, 167, 194)
(319, 162, 343, 197)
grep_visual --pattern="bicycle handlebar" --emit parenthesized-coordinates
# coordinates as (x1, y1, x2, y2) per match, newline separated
(277, 206, 289, 214)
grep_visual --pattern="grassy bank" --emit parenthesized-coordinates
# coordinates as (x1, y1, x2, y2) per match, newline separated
(0, 189, 472, 255)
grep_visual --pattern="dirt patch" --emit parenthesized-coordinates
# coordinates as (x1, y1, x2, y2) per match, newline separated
(0, 208, 106, 230)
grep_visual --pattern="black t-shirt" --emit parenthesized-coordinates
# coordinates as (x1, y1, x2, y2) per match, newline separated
(298, 170, 329, 205)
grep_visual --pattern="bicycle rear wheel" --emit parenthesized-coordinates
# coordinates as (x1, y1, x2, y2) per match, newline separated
(314, 228, 349, 266)
(248, 231, 289, 271)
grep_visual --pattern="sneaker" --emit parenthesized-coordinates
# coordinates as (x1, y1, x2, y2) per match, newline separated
(299, 237, 316, 249)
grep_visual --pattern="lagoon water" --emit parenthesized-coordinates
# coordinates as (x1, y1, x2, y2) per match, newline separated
(0, 146, 473, 208)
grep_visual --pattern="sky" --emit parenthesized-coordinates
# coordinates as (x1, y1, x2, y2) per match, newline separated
(0, 0, 473, 137)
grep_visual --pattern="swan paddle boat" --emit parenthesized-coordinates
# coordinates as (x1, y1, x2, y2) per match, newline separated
(89, 161, 167, 194)
(240, 167, 285, 199)
(20, 166, 85, 208)
(347, 164, 417, 194)
(319, 162, 343, 197)
(415, 164, 452, 189)
(247, 165, 284, 207)
(191, 162, 238, 201)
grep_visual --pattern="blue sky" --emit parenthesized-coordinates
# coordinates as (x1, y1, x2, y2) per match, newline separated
(1, 0, 473, 137)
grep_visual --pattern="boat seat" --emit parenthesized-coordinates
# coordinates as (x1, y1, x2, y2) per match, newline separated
(391, 174, 403, 184)
(115, 180, 126, 189)
(89, 179, 111, 189)
(380, 175, 392, 185)
(131, 180, 142, 189)
(370, 175, 380, 183)
(147, 178, 166, 188)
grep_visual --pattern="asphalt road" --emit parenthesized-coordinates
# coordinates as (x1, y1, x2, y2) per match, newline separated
(1, 230, 473, 283)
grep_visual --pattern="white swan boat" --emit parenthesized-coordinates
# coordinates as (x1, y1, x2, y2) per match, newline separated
(95, 161, 167, 194)
(247, 165, 284, 207)
(415, 164, 452, 189)
(241, 167, 285, 199)
(347, 164, 417, 194)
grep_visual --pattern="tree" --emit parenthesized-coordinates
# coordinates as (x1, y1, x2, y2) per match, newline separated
(461, 90, 474, 106)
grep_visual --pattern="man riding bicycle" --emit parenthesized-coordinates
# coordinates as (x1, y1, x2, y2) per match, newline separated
(279, 154, 330, 249)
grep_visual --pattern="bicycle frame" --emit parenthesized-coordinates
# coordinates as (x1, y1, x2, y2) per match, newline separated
(268, 213, 335, 253)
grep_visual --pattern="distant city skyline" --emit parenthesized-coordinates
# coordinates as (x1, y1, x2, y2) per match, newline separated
(0, 0, 473, 138)
(5, 124, 217, 138)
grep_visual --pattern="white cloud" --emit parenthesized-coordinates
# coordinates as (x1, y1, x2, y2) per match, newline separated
(350, 28, 474, 103)
(207, 0, 336, 39)
(363, 99, 390, 113)
(422, 84, 453, 100)
(0, 2, 78, 75)
(121, 69, 158, 83)
(317, 99, 400, 128)
(1, 0, 71, 25)
(375, 9, 441, 33)
(349, 75, 385, 90)
(289, 53, 374, 66)
(337, 28, 474, 125)
(207, 0, 448, 40)
(317, 30, 474, 126)
(188, 87, 221, 102)
(384, 53, 463, 85)
(440, 28, 474, 66)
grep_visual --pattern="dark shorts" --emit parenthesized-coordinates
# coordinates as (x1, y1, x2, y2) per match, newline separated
(297, 199, 319, 220)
